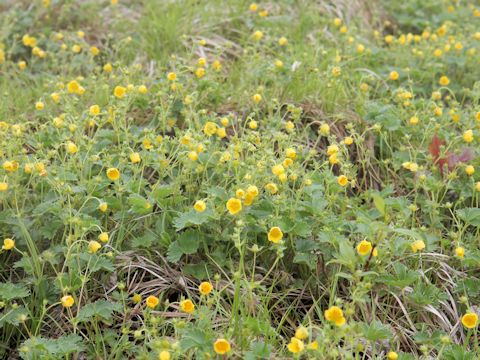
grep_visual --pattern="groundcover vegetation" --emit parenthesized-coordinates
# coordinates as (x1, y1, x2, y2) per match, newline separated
(0, 0, 480, 359)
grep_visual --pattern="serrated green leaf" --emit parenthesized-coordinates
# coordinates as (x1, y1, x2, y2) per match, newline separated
(0, 282, 30, 301)
(177, 230, 200, 254)
(173, 209, 213, 230)
(77, 300, 121, 322)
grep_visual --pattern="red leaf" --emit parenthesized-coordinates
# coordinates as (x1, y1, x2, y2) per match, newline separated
(429, 134, 447, 176)
(428, 134, 445, 162)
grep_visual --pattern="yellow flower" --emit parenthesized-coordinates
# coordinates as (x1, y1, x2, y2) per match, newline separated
(146, 295, 159, 309)
(278, 37, 288, 46)
(106, 167, 120, 181)
(132, 293, 142, 304)
(319, 123, 330, 136)
(389, 71, 399, 81)
(246, 185, 259, 197)
(249, 3, 258, 12)
(138, 85, 148, 94)
(167, 72, 177, 81)
(332, 66, 341, 77)
(259, 9, 268, 17)
(272, 164, 285, 176)
(409, 116, 419, 125)
(216, 127, 227, 138)
(411, 240, 425, 253)
(188, 151, 198, 161)
(268, 227, 283, 243)
(159, 350, 170, 360)
(324, 306, 346, 326)
(212, 60, 222, 71)
(128, 152, 141, 164)
(67, 80, 81, 94)
(195, 67, 206, 78)
(90, 46, 99, 56)
(2, 238, 14, 250)
(337, 175, 348, 187)
(461, 312, 478, 329)
(103, 63, 113, 73)
(98, 232, 109, 243)
(22, 34, 37, 47)
(344, 136, 354, 145)
(99, 202, 108, 212)
(114, 86, 126, 98)
(35, 101, 45, 110)
(265, 183, 278, 194)
(3, 160, 18, 173)
(18, 61, 27, 70)
(89, 105, 100, 116)
(88, 240, 101, 254)
(286, 148, 297, 159)
(226, 198, 242, 215)
(248, 120, 258, 129)
(307, 340, 318, 350)
(463, 130, 474, 143)
(203, 121, 217, 136)
(198, 281, 213, 295)
(51, 92, 60, 103)
(287, 337, 304, 354)
(0, 182, 8, 192)
(387, 351, 399, 360)
(439, 75, 450, 86)
(252, 30, 263, 41)
(294, 326, 308, 340)
(180, 299, 195, 314)
(213, 339, 231, 355)
(333, 18, 342, 27)
(66, 141, 78, 154)
(194, 200, 206, 213)
(72, 44, 81, 53)
(61, 295, 75, 308)
(455, 247, 465, 259)
(465, 165, 475, 176)
(356, 240, 372, 256)
(252, 93, 262, 103)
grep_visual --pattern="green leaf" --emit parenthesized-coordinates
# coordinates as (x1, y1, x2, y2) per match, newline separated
(19, 334, 84, 359)
(293, 252, 317, 270)
(292, 220, 312, 237)
(177, 230, 200, 254)
(179, 328, 209, 351)
(371, 194, 385, 216)
(0, 282, 30, 301)
(244, 341, 272, 360)
(378, 263, 420, 288)
(183, 263, 209, 280)
(360, 320, 392, 341)
(128, 194, 153, 215)
(444, 344, 475, 360)
(131, 232, 158, 248)
(457, 208, 480, 226)
(167, 241, 183, 263)
(77, 300, 121, 322)
(0, 306, 28, 328)
(408, 282, 447, 306)
(328, 240, 356, 270)
(150, 185, 175, 205)
(173, 209, 214, 230)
